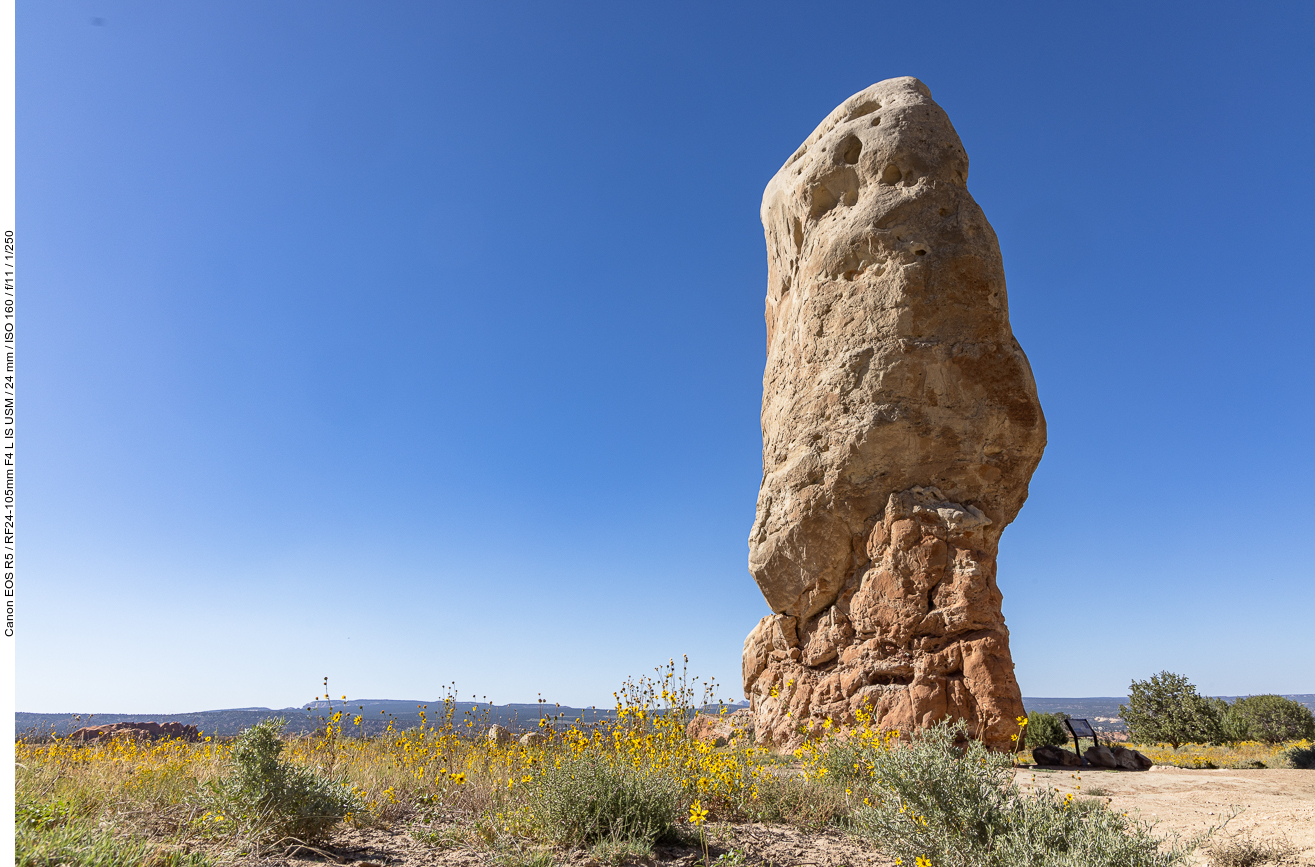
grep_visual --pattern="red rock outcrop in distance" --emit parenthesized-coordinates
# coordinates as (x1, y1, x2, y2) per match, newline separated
(68, 721, 202, 742)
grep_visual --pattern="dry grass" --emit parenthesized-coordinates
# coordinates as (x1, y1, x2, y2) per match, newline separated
(16, 663, 1234, 866)
(1206, 833, 1300, 867)
(16, 660, 776, 863)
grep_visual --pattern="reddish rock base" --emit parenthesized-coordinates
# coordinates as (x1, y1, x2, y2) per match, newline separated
(743, 487, 1025, 751)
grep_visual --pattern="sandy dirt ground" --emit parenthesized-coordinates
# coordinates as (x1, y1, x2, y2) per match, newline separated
(228, 820, 894, 867)
(227, 768, 1315, 866)
(1020, 765, 1315, 865)
(229, 823, 891, 867)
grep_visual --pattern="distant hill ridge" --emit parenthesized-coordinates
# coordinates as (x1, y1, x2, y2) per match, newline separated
(18, 696, 1312, 738)
(18, 699, 684, 738)
(1021, 695, 1315, 732)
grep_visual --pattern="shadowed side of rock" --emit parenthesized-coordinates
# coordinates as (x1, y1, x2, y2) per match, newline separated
(744, 77, 1045, 751)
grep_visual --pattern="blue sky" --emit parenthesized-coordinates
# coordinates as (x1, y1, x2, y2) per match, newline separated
(19, 1, 1314, 713)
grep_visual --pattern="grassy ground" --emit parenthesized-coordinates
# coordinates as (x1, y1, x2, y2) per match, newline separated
(16, 664, 1240, 867)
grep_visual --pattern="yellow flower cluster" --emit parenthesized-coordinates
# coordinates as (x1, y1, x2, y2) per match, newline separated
(18, 659, 785, 835)
(791, 704, 901, 782)
(1124, 738, 1310, 769)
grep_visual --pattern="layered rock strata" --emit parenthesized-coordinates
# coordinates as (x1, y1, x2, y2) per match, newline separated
(743, 77, 1045, 751)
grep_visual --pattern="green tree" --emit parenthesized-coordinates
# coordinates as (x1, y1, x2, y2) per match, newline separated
(1224, 695, 1315, 744)
(1119, 672, 1224, 749)
(1024, 711, 1070, 747)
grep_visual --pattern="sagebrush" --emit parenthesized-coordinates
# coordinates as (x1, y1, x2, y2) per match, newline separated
(1024, 710, 1070, 747)
(822, 718, 1195, 867)
(209, 717, 362, 844)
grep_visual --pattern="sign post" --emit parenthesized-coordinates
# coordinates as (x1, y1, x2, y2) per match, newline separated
(1063, 717, 1098, 761)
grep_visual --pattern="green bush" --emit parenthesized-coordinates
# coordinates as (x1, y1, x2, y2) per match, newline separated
(212, 719, 361, 844)
(842, 719, 1193, 867)
(1280, 743, 1315, 769)
(524, 750, 679, 846)
(1024, 711, 1070, 747)
(1224, 695, 1315, 744)
(1120, 671, 1224, 748)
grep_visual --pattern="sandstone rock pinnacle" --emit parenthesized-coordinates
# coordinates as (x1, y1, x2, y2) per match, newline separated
(743, 77, 1045, 751)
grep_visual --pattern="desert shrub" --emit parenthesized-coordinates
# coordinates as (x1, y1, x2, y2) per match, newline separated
(1120, 671, 1225, 748)
(211, 719, 361, 844)
(736, 771, 848, 829)
(821, 730, 886, 783)
(1206, 834, 1298, 867)
(410, 824, 470, 849)
(524, 749, 679, 846)
(1024, 711, 1070, 747)
(1224, 695, 1315, 744)
(1280, 743, 1315, 769)
(588, 833, 659, 865)
(488, 843, 556, 867)
(843, 719, 1193, 867)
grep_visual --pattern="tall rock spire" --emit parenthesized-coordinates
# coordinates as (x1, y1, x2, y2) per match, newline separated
(744, 77, 1045, 750)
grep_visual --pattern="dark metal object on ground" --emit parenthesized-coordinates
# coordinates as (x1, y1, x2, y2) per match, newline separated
(1064, 717, 1097, 763)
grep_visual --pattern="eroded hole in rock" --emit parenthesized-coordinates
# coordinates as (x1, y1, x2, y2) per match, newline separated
(871, 116, 881, 126)
(808, 167, 861, 218)
(848, 100, 880, 120)
(809, 185, 837, 219)
(915, 248, 927, 256)
(840, 135, 862, 165)
(873, 674, 914, 687)
(881, 164, 902, 185)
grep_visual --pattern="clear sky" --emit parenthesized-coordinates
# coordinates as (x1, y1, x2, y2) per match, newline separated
(18, 1, 1314, 713)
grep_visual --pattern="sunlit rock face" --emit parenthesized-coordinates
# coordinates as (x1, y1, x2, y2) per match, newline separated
(743, 77, 1045, 751)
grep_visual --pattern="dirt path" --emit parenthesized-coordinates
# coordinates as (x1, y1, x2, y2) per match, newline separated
(1019, 766, 1315, 863)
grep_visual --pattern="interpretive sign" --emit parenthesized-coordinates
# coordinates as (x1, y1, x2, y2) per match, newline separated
(1063, 717, 1098, 760)
(1064, 718, 1096, 739)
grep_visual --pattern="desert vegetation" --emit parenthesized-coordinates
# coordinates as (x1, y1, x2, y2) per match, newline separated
(1113, 671, 1315, 768)
(1023, 711, 1071, 748)
(19, 660, 1283, 867)
(1013, 675, 1313, 771)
